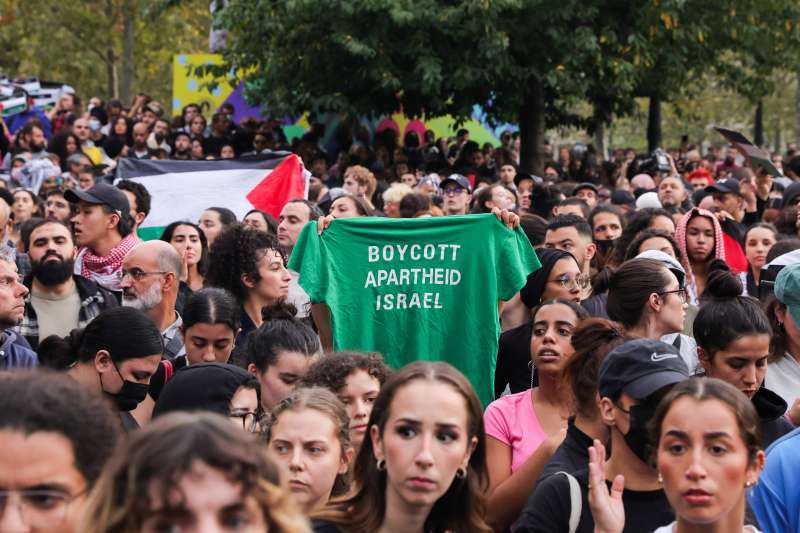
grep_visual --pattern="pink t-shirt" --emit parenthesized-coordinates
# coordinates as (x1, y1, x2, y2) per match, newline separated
(484, 388, 548, 473)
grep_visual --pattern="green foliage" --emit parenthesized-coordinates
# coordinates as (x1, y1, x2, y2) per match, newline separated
(206, 0, 800, 169)
(0, 0, 210, 111)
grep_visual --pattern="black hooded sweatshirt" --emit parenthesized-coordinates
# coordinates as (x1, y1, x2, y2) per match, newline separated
(752, 386, 794, 448)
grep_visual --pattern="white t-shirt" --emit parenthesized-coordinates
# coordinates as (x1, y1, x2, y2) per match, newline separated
(766, 352, 800, 407)
(653, 523, 761, 533)
(31, 286, 81, 341)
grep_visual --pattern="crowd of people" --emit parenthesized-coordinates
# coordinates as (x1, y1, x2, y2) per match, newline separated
(0, 88, 800, 533)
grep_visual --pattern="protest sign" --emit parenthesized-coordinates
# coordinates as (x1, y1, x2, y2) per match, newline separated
(289, 214, 541, 405)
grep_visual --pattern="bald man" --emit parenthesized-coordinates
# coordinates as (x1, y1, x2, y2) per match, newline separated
(130, 122, 154, 160)
(120, 240, 184, 358)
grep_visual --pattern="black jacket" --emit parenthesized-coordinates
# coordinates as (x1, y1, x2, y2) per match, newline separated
(752, 386, 794, 447)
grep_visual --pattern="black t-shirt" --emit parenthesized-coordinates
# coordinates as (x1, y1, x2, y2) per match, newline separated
(494, 322, 537, 398)
(580, 293, 609, 318)
(513, 468, 673, 533)
(312, 521, 344, 533)
(537, 419, 593, 482)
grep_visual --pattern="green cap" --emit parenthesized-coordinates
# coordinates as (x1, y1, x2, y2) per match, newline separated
(775, 263, 800, 327)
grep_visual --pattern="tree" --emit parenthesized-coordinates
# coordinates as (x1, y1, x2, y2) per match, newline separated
(206, 0, 642, 174)
(0, 0, 210, 110)
(209, 0, 800, 172)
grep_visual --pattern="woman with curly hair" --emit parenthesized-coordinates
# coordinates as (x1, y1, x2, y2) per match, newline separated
(301, 351, 392, 449)
(205, 223, 292, 347)
(81, 412, 310, 533)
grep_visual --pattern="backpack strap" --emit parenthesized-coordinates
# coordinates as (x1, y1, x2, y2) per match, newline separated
(557, 471, 582, 533)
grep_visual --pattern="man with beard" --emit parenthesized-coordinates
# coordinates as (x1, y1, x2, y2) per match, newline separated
(44, 188, 75, 223)
(120, 240, 184, 359)
(18, 220, 118, 349)
(147, 118, 172, 155)
(130, 122, 155, 160)
(171, 130, 192, 160)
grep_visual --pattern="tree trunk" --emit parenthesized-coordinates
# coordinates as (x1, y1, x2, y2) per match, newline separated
(102, 0, 116, 98)
(594, 120, 606, 161)
(795, 71, 800, 145)
(121, 0, 135, 104)
(106, 47, 118, 98)
(519, 77, 545, 176)
(754, 99, 764, 146)
(647, 95, 662, 152)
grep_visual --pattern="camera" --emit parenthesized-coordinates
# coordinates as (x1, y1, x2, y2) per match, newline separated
(636, 148, 671, 176)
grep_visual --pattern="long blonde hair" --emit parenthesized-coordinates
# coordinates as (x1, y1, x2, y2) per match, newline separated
(81, 412, 310, 533)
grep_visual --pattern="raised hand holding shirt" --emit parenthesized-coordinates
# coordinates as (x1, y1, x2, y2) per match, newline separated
(289, 214, 540, 405)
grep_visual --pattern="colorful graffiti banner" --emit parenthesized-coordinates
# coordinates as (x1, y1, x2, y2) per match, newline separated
(172, 54, 517, 147)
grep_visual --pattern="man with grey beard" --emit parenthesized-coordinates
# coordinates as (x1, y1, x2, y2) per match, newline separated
(120, 240, 183, 359)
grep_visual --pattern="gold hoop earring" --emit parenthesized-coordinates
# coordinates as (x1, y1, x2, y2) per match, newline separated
(376, 459, 386, 471)
(456, 467, 467, 479)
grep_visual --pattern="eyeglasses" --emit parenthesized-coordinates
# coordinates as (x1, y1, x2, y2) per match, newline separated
(0, 489, 85, 528)
(548, 274, 590, 290)
(118, 268, 168, 282)
(442, 187, 466, 196)
(657, 288, 688, 303)
(229, 410, 260, 433)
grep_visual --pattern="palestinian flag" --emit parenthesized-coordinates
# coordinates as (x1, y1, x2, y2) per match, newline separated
(714, 127, 782, 177)
(115, 153, 309, 241)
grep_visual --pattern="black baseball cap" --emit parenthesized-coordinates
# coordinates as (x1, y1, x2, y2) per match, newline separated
(65, 183, 130, 215)
(598, 339, 689, 400)
(573, 182, 599, 195)
(611, 190, 636, 207)
(705, 177, 740, 196)
(440, 174, 472, 193)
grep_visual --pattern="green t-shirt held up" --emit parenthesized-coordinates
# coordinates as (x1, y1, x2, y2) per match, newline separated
(288, 214, 541, 405)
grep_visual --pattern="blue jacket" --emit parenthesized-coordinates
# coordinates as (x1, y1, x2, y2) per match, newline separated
(748, 426, 800, 533)
(0, 329, 38, 370)
(7, 108, 52, 139)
